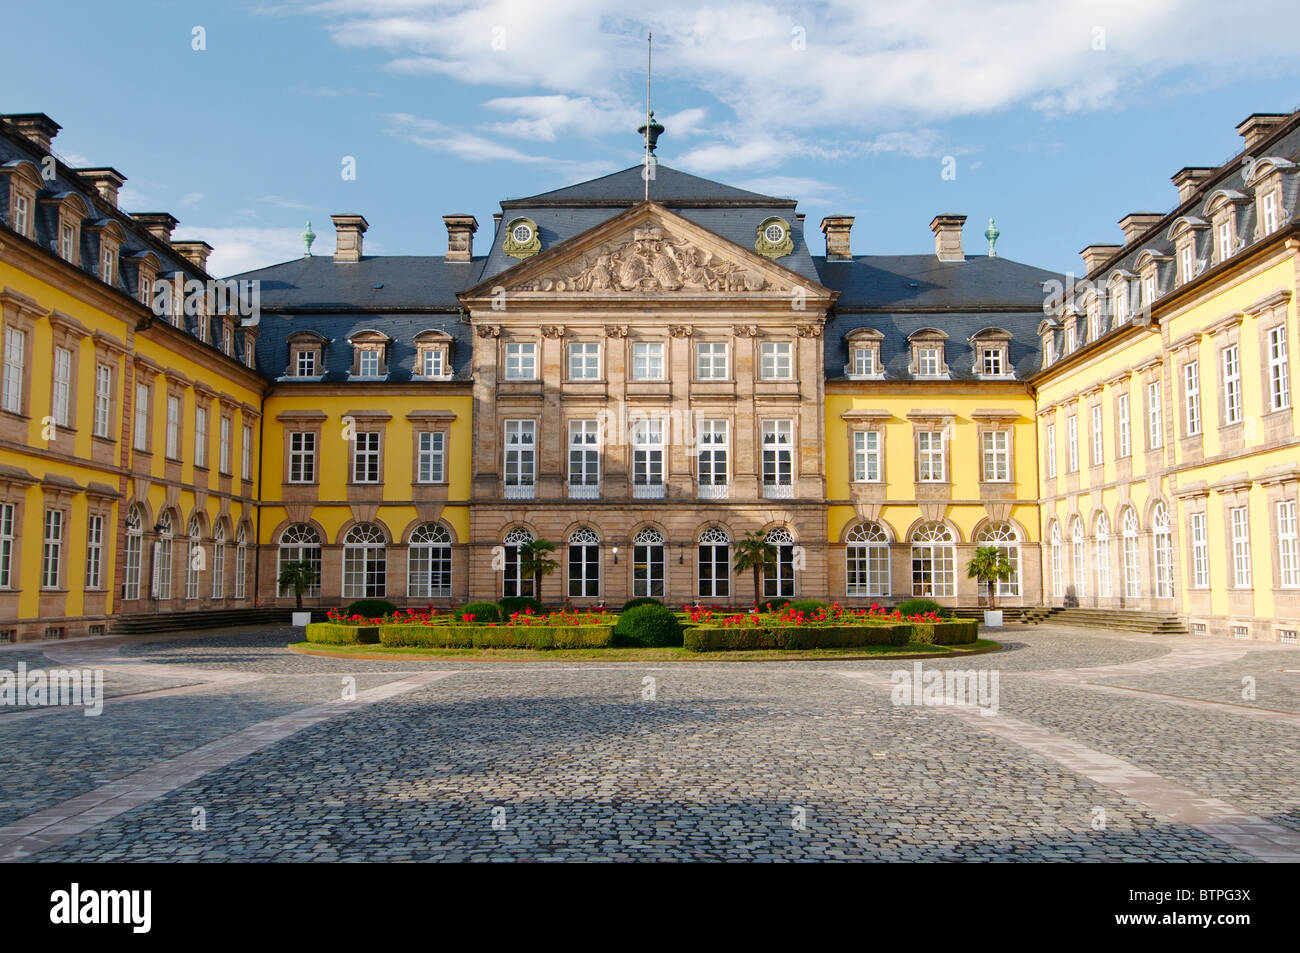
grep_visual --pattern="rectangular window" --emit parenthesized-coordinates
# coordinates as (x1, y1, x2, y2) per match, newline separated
(760, 342, 793, 380)
(61, 224, 76, 261)
(358, 349, 380, 377)
(983, 430, 1010, 482)
(85, 514, 104, 590)
(1046, 423, 1057, 478)
(2, 327, 25, 414)
(504, 419, 536, 489)
(762, 419, 793, 486)
(102, 247, 116, 284)
(1147, 381, 1163, 449)
(0, 503, 13, 589)
(696, 342, 728, 380)
(1279, 500, 1300, 589)
(288, 432, 316, 483)
(1065, 324, 1077, 353)
(568, 420, 600, 491)
(133, 382, 150, 451)
(697, 419, 728, 487)
(853, 430, 881, 483)
(51, 347, 72, 428)
(1180, 243, 1195, 284)
(632, 342, 664, 381)
(194, 406, 208, 467)
(417, 431, 445, 483)
(504, 343, 537, 381)
(421, 347, 445, 378)
(917, 431, 946, 482)
(1231, 506, 1252, 588)
(1262, 192, 1279, 235)
(1268, 326, 1290, 412)
(1067, 416, 1079, 472)
(41, 509, 62, 590)
(1217, 220, 1233, 262)
(352, 431, 381, 483)
(94, 364, 112, 438)
(165, 394, 180, 458)
(1090, 405, 1103, 465)
(1183, 362, 1201, 436)
(1117, 394, 1131, 458)
(1223, 345, 1242, 425)
(632, 418, 665, 487)
(917, 347, 940, 376)
(1143, 273, 1157, 308)
(1190, 512, 1209, 589)
(981, 348, 1003, 376)
(567, 342, 600, 380)
(242, 425, 252, 481)
(852, 347, 875, 376)
(219, 417, 231, 473)
(13, 195, 29, 236)
(296, 350, 317, 377)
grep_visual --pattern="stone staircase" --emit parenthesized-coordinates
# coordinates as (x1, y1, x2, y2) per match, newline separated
(950, 606, 1059, 625)
(110, 607, 329, 635)
(1038, 607, 1187, 635)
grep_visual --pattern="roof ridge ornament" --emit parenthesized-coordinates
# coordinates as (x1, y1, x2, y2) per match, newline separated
(637, 32, 663, 200)
(302, 221, 315, 257)
(985, 218, 1000, 258)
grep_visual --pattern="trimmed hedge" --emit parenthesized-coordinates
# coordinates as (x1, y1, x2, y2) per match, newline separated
(909, 619, 979, 645)
(760, 598, 792, 612)
(342, 599, 398, 620)
(457, 602, 503, 623)
(305, 622, 379, 645)
(684, 624, 910, 652)
(620, 597, 664, 612)
(379, 625, 614, 650)
(895, 598, 953, 619)
(786, 599, 828, 614)
(613, 604, 683, 647)
(498, 596, 544, 616)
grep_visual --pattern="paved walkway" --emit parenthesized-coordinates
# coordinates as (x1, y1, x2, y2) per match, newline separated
(0, 624, 1296, 861)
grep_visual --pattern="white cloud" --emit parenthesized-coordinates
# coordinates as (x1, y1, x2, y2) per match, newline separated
(178, 192, 204, 208)
(173, 225, 321, 277)
(734, 175, 840, 206)
(483, 95, 639, 142)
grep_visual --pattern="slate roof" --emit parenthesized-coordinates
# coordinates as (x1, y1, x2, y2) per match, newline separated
(501, 165, 795, 208)
(254, 311, 473, 382)
(232, 254, 481, 311)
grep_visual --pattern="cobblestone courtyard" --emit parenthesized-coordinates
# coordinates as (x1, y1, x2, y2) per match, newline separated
(1, 625, 1298, 862)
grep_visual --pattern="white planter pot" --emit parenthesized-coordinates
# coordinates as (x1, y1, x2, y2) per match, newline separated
(292, 611, 312, 628)
(983, 609, 1003, 628)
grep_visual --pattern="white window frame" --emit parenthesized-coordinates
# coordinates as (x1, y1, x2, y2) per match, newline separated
(1045, 422, 1057, 478)
(1190, 512, 1209, 589)
(133, 382, 150, 452)
(696, 419, 729, 489)
(1223, 345, 1242, 425)
(194, 406, 208, 468)
(417, 431, 446, 483)
(219, 416, 231, 473)
(85, 514, 104, 591)
(1184, 362, 1201, 436)
(351, 431, 381, 483)
(242, 424, 252, 481)
(41, 509, 62, 590)
(94, 364, 112, 438)
(51, 346, 72, 429)
(1279, 500, 1300, 589)
(504, 419, 536, 491)
(696, 341, 729, 380)
(2, 327, 25, 414)
(846, 523, 890, 597)
(0, 502, 13, 590)
(853, 430, 881, 483)
(1117, 394, 1131, 458)
(1231, 506, 1252, 588)
(760, 341, 793, 380)
(1090, 404, 1103, 465)
(567, 342, 600, 380)
(982, 430, 1010, 482)
(165, 394, 180, 458)
(762, 419, 794, 487)
(1067, 415, 1079, 472)
(288, 431, 316, 483)
(632, 341, 665, 381)
(1147, 380, 1163, 450)
(1267, 326, 1290, 412)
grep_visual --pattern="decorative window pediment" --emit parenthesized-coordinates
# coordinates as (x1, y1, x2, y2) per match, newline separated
(414, 329, 454, 379)
(844, 328, 884, 379)
(503, 217, 541, 260)
(969, 327, 1012, 378)
(754, 216, 793, 258)
(907, 328, 949, 379)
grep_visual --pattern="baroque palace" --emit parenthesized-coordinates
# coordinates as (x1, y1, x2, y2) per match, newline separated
(1, 108, 1298, 643)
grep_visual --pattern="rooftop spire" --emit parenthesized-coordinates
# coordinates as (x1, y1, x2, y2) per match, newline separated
(302, 220, 316, 257)
(638, 31, 660, 201)
(985, 217, 1000, 258)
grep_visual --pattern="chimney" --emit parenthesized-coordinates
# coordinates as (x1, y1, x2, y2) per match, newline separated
(75, 167, 127, 208)
(1079, 244, 1122, 275)
(132, 213, 180, 244)
(1172, 167, 1215, 204)
(443, 214, 478, 262)
(1118, 212, 1165, 246)
(331, 214, 368, 263)
(1236, 113, 1291, 152)
(819, 216, 855, 260)
(171, 241, 213, 272)
(2, 113, 61, 154)
(929, 214, 966, 262)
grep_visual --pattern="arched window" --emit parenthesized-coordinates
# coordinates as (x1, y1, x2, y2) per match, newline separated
(343, 523, 387, 598)
(764, 527, 796, 599)
(155, 511, 174, 600)
(234, 526, 247, 600)
(186, 516, 203, 600)
(1122, 508, 1141, 598)
(408, 523, 452, 598)
(698, 527, 730, 598)
(1049, 521, 1063, 599)
(846, 522, 890, 597)
(633, 528, 665, 598)
(1095, 512, 1112, 598)
(911, 523, 954, 597)
(1152, 502, 1173, 598)
(568, 527, 600, 598)
(1071, 518, 1087, 599)
(503, 527, 534, 598)
(123, 504, 145, 600)
(976, 522, 1020, 597)
(278, 524, 322, 598)
(211, 522, 226, 600)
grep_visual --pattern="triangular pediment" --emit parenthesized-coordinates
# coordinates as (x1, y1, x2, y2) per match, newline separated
(460, 203, 835, 303)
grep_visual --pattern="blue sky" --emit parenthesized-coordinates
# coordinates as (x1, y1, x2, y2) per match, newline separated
(7, 0, 1300, 277)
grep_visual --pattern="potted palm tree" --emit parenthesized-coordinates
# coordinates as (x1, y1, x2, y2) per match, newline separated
(278, 560, 317, 627)
(518, 538, 559, 606)
(733, 529, 777, 608)
(966, 545, 1013, 627)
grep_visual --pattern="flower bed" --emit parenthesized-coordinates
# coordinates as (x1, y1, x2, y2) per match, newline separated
(684, 624, 911, 652)
(379, 624, 614, 650)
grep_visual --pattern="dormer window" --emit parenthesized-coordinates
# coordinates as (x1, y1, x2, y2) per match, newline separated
(414, 329, 453, 379)
(1179, 243, 1195, 284)
(1245, 157, 1296, 239)
(982, 348, 1003, 376)
(101, 246, 116, 284)
(222, 323, 233, 357)
(1170, 217, 1208, 286)
(971, 329, 1012, 378)
(13, 195, 29, 238)
(1262, 191, 1279, 235)
(297, 349, 317, 377)
(1064, 317, 1078, 353)
(1038, 320, 1057, 368)
(1205, 191, 1248, 266)
(286, 330, 326, 378)
(853, 347, 876, 376)
(908, 329, 949, 378)
(60, 224, 75, 261)
(0, 161, 41, 242)
(844, 328, 884, 379)
(1109, 276, 1131, 330)
(347, 329, 390, 378)
(1216, 219, 1234, 261)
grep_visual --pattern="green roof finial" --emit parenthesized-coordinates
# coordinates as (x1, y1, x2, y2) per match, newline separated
(985, 217, 1000, 258)
(302, 220, 316, 257)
